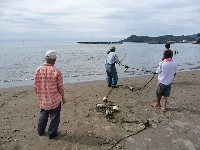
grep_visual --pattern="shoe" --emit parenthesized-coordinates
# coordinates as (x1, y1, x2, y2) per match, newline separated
(108, 85, 111, 87)
(112, 86, 118, 88)
(49, 131, 60, 139)
(38, 133, 44, 136)
(38, 132, 44, 136)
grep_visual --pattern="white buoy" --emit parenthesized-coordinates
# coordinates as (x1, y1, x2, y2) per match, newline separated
(113, 106, 119, 110)
(97, 104, 104, 107)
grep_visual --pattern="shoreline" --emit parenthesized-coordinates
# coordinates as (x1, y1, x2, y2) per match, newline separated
(1, 69, 200, 89)
(0, 70, 200, 149)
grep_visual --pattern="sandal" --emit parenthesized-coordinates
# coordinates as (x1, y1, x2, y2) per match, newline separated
(151, 103, 161, 107)
(161, 107, 166, 112)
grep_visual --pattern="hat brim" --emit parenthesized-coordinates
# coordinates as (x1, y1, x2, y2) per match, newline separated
(46, 56, 57, 59)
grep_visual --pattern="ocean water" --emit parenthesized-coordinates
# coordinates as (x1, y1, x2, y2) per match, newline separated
(0, 41, 200, 88)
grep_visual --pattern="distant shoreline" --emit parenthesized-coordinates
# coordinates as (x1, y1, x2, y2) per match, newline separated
(77, 41, 198, 44)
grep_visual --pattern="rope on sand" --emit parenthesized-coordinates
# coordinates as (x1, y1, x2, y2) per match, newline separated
(97, 74, 155, 149)
(98, 51, 155, 149)
(129, 74, 155, 91)
(99, 119, 150, 150)
(109, 124, 148, 150)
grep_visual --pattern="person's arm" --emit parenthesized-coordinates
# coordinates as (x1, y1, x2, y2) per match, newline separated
(115, 54, 119, 63)
(57, 70, 66, 104)
(34, 70, 39, 94)
(171, 50, 173, 58)
(59, 88, 66, 104)
(153, 62, 162, 74)
(152, 71, 157, 74)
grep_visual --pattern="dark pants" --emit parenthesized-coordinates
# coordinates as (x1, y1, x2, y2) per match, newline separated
(37, 102, 61, 136)
(156, 83, 171, 97)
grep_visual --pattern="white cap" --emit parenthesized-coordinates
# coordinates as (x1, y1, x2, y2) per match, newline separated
(46, 50, 57, 59)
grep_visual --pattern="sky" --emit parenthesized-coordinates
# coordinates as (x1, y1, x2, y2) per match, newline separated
(0, 0, 200, 41)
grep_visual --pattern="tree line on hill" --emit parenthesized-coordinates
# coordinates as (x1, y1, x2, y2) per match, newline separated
(121, 33, 199, 43)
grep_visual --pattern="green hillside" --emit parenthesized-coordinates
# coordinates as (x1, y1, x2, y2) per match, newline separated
(121, 33, 199, 43)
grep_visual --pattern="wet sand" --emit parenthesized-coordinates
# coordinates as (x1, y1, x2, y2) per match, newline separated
(0, 70, 200, 150)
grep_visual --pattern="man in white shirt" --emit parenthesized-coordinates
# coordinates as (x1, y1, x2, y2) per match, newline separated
(106, 46, 119, 88)
(152, 50, 177, 111)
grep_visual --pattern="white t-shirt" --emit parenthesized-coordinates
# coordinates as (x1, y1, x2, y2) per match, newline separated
(156, 60, 177, 85)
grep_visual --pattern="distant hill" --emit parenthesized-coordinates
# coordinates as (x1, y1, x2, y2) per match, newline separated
(121, 33, 199, 43)
(187, 34, 198, 39)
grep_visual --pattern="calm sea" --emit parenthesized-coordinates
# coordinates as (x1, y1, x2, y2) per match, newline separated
(0, 41, 200, 88)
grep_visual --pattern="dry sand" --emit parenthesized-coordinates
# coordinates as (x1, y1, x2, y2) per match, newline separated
(0, 70, 200, 150)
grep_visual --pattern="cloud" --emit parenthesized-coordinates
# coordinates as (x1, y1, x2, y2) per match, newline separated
(0, 0, 199, 41)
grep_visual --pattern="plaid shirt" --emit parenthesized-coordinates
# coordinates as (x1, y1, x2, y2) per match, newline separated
(34, 63, 64, 110)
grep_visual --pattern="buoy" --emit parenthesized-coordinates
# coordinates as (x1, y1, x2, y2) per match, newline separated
(97, 104, 104, 107)
(113, 106, 119, 110)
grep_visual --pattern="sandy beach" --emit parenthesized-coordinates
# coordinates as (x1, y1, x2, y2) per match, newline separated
(0, 70, 200, 150)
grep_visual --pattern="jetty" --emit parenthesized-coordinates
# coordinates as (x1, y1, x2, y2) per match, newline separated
(77, 42, 123, 44)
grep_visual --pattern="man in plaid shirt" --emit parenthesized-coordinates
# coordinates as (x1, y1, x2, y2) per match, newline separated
(34, 50, 66, 139)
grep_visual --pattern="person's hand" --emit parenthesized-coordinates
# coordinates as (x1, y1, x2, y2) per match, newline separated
(152, 71, 156, 74)
(62, 98, 66, 105)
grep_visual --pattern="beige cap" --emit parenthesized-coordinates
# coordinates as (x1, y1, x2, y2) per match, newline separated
(46, 50, 57, 59)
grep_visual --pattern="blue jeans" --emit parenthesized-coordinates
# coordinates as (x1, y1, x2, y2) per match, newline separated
(37, 102, 61, 136)
(106, 64, 118, 86)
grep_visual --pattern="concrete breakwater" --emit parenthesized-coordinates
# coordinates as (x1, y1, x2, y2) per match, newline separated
(77, 42, 123, 44)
